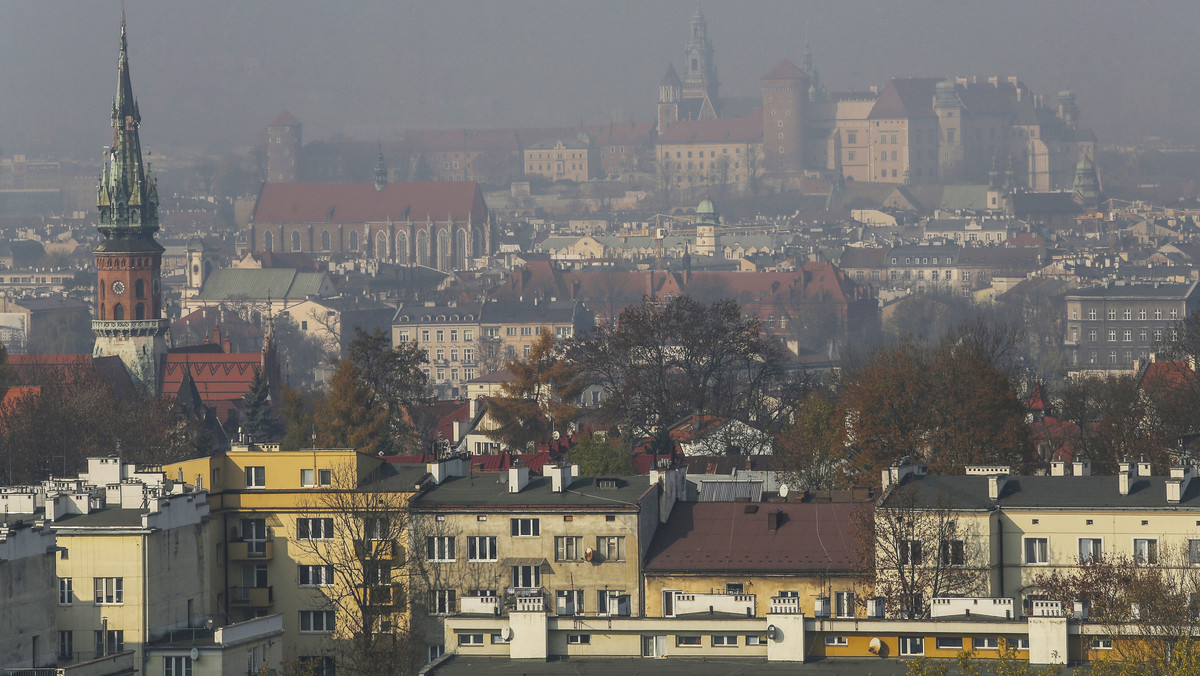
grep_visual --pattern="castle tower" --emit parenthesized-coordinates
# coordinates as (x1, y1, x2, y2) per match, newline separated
(658, 64, 682, 133)
(933, 80, 964, 181)
(1056, 90, 1079, 129)
(681, 8, 718, 101)
(761, 59, 808, 178)
(374, 143, 388, 191)
(266, 110, 302, 183)
(93, 17, 169, 394)
(1072, 152, 1102, 208)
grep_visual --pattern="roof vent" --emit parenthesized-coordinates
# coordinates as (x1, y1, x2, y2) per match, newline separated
(744, 504, 759, 514)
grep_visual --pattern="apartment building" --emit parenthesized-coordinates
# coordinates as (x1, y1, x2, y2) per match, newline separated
(166, 442, 428, 673)
(478, 299, 593, 362)
(393, 302, 484, 399)
(0, 517, 56, 669)
(523, 137, 598, 183)
(1064, 280, 1200, 371)
(408, 463, 684, 663)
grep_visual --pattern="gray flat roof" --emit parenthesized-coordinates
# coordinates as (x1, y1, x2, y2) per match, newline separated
(425, 656, 944, 675)
(889, 473, 1200, 511)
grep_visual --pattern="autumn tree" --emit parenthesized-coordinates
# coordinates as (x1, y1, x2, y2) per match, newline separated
(565, 432, 635, 476)
(315, 360, 391, 456)
(485, 329, 584, 451)
(568, 295, 796, 445)
(775, 389, 851, 491)
(292, 463, 421, 675)
(862, 483, 989, 619)
(1035, 546, 1200, 675)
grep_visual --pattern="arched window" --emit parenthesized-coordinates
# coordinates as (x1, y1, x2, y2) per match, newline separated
(135, 303, 145, 320)
(113, 303, 124, 321)
(437, 230, 451, 271)
(321, 231, 331, 251)
(135, 279, 145, 299)
(455, 229, 469, 270)
(349, 231, 359, 252)
(291, 231, 302, 252)
(416, 231, 429, 267)
(263, 231, 273, 252)
(395, 233, 409, 265)
(375, 231, 388, 261)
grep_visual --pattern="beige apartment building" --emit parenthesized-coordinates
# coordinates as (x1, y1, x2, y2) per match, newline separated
(656, 116, 763, 192)
(523, 137, 598, 183)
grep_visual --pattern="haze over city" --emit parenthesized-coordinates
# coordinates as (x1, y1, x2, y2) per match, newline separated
(3, 0, 1199, 158)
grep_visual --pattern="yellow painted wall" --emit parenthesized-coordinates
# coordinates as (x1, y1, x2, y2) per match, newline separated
(644, 573, 866, 618)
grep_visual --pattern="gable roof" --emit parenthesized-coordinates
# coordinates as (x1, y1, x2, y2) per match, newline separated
(160, 354, 262, 422)
(253, 181, 486, 224)
(761, 58, 808, 81)
(868, 78, 940, 119)
(195, 268, 332, 302)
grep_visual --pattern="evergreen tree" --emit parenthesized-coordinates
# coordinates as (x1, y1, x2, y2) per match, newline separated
(315, 360, 391, 456)
(240, 368, 282, 442)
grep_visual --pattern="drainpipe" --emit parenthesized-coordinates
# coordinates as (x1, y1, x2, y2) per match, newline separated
(996, 515, 1004, 598)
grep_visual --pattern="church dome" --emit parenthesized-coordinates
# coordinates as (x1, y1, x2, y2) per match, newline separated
(695, 198, 720, 225)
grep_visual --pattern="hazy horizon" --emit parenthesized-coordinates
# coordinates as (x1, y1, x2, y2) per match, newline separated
(2, 1, 1198, 162)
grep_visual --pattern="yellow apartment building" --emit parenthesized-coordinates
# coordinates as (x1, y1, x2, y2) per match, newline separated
(166, 442, 428, 673)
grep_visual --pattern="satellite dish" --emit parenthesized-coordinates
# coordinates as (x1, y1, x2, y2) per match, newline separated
(779, 484, 789, 498)
(869, 637, 882, 655)
(189, 647, 200, 661)
(584, 547, 595, 562)
(501, 627, 514, 641)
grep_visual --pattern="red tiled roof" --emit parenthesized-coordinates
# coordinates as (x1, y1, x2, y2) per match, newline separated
(160, 354, 261, 418)
(868, 78, 940, 119)
(657, 114, 763, 145)
(1139, 360, 1197, 394)
(253, 182, 486, 224)
(268, 110, 301, 127)
(1026, 382, 1052, 412)
(0, 386, 40, 408)
(761, 58, 808, 81)
(643, 501, 862, 573)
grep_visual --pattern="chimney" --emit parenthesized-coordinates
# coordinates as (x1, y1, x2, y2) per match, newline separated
(548, 464, 575, 493)
(987, 474, 1007, 501)
(1119, 459, 1136, 477)
(1119, 470, 1131, 496)
(1050, 461, 1066, 477)
(1167, 462, 1194, 504)
(469, 397, 479, 420)
(767, 509, 783, 532)
(508, 464, 530, 493)
(1138, 459, 1153, 477)
(1072, 459, 1091, 476)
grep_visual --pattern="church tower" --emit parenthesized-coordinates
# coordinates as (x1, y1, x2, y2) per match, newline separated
(681, 8, 718, 101)
(761, 59, 808, 178)
(266, 111, 302, 183)
(93, 17, 169, 394)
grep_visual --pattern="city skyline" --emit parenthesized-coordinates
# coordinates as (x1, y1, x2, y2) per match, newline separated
(1, 0, 1198, 159)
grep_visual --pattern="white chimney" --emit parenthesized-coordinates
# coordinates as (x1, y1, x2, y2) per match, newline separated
(1167, 463, 1193, 504)
(1050, 461, 1066, 477)
(469, 397, 479, 420)
(1138, 459, 1153, 477)
(1072, 459, 1091, 477)
(1119, 460, 1135, 477)
(548, 464, 575, 493)
(1119, 471, 1131, 496)
(988, 475, 1007, 501)
(508, 465, 530, 493)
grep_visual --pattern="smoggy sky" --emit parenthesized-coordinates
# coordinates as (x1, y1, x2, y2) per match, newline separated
(2, 0, 1198, 161)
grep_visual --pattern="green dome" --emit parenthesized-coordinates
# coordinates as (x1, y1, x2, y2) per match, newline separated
(696, 198, 716, 214)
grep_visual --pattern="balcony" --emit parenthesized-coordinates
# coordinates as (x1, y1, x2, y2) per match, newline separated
(460, 595, 501, 615)
(228, 539, 274, 561)
(228, 585, 273, 607)
(354, 539, 405, 563)
(674, 592, 756, 617)
(769, 595, 801, 615)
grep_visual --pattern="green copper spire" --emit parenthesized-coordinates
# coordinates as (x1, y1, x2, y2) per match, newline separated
(97, 15, 159, 235)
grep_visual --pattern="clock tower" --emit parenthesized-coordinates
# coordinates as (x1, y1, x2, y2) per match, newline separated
(93, 17, 169, 394)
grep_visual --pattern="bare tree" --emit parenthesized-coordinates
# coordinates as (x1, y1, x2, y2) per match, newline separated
(745, 144, 762, 198)
(657, 156, 677, 212)
(862, 483, 989, 618)
(292, 463, 421, 675)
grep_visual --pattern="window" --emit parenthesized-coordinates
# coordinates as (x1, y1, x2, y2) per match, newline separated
(599, 589, 630, 616)
(468, 536, 497, 562)
(557, 589, 584, 615)
(58, 631, 72, 659)
(1107, 309, 1116, 320)
(511, 518, 540, 537)
(430, 590, 457, 614)
(1079, 538, 1103, 563)
(1172, 309, 1179, 320)
(59, 578, 72, 605)
(1134, 538, 1159, 565)
(568, 634, 592, 645)
(512, 564, 541, 588)
(426, 536, 456, 561)
(1024, 538, 1048, 564)
(1091, 638, 1113, 650)
(1189, 539, 1200, 565)
(825, 636, 849, 646)
(464, 330, 474, 342)
(899, 636, 924, 656)
(364, 516, 390, 541)
(1139, 308, 1147, 320)
(712, 635, 738, 646)
(1089, 329, 1097, 342)
(458, 634, 484, 646)
(1072, 309, 1079, 320)
(421, 329, 430, 342)
(1155, 308, 1163, 320)
(1123, 309, 1132, 320)
(940, 539, 965, 566)
(94, 630, 124, 656)
(427, 645, 444, 664)
(1109, 330, 1117, 342)
(300, 468, 332, 487)
(936, 637, 964, 650)
(676, 636, 702, 647)
(521, 326, 534, 336)
(834, 591, 855, 618)
(164, 656, 193, 676)
(901, 540, 922, 565)
(847, 131, 857, 144)
(1016, 638, 1030, 650)
(245, 466, 265, 489)
(976, 637, 999, 650)
(597, 535, 626, 562)
(299, 565, 333, 586)
(726, 582, 745, 594)
(436, 329, 444, 342)
(747, 635, 765, 646)
(94, 577, 123, 604)
(300, 610, 335, 632)
(1124, 330, 1132, 342)
(297, 518, 334, 539)
(1089, 309, 1097, 320)
(556, 536, 583, 561)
